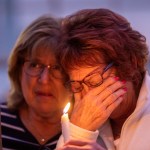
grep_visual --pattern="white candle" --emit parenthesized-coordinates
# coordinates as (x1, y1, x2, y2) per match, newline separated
(61, 102, 70, 142)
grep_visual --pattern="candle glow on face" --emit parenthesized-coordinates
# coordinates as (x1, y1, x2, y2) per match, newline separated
(63, 102, 70, 114)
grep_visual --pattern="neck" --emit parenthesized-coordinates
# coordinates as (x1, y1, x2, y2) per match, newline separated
(19, 104, 61, 144)
(22, 103, 61, 124)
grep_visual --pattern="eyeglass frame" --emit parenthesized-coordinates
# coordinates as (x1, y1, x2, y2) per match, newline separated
(66, 62, 114, 93)
(23, 60, 65, 79)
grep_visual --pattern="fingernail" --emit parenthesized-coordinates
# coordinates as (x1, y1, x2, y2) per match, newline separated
(123, 87, 127, 91)
(122, 80, 126, 84)
(114, 76, 119, 81)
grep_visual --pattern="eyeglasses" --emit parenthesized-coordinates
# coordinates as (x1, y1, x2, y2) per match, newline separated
(66, 62, 114, 93)
(23, 60, 65, 79)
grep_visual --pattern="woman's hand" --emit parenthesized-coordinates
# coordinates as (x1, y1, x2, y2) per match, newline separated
(70, 76, 126, 131)
(57, 139, 106, 150)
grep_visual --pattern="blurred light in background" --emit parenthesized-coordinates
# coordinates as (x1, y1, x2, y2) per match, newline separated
(0, 0, 150, 101)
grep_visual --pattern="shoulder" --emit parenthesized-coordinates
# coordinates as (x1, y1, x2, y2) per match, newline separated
(1, 102, 18, 120)
(0, 102, 9, 113)
(1, 102, 25, 133)
(0, 102, 8, 108)
(1, 102, 15, 112)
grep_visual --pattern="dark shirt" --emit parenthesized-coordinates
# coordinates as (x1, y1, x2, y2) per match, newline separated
(0, 103, 61, 150)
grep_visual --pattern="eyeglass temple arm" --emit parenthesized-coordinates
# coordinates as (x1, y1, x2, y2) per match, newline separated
(103, 62, 114, 72)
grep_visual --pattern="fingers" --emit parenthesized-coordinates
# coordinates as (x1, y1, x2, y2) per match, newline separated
(95, 83, 127, 117)
(101, 85, 127, 105)
(105, 96, 124, 115)
(90, 76, 126, 105)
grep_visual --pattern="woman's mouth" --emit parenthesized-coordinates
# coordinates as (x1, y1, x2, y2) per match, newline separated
(35, 91, 54, 98)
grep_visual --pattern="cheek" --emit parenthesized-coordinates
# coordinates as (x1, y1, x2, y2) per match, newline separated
(21, 72, 34, 100)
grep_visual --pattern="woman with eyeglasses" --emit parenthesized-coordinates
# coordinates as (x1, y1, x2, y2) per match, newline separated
(0, 15, 71, 150)
(56, 8, 150, 150)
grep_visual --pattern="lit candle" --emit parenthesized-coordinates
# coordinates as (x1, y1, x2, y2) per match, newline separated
(61, 102, 70, 142)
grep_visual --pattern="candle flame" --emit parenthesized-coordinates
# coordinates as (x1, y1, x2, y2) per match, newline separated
(63, 102, 70, 114)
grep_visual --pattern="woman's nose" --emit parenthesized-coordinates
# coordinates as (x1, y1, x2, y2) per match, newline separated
(38, 68, 51, 83)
